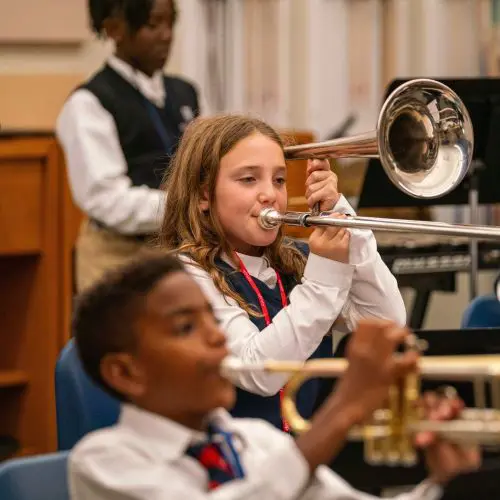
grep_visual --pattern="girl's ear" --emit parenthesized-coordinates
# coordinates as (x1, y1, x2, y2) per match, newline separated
(199, 187, 209, 212)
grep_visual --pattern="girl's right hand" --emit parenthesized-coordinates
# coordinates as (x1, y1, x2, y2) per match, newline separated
(308, 213, 350, 263)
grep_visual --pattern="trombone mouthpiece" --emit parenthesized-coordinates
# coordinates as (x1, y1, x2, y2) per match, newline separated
(258, 208, 281, 230)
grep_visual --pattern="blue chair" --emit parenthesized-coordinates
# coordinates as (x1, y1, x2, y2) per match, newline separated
(0, 452, 69, 500)
(461, 294, 500, 329)
(55, 339, 120, 450)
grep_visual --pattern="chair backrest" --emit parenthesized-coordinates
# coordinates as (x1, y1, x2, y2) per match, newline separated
(55, 339, 120, 450)
(0, 452, 69, 500)
(461, 294, 500, 329)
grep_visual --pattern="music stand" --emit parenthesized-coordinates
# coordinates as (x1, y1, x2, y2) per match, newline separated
(358, 78, 500, 300)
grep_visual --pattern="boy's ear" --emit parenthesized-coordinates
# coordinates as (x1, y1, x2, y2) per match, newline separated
(101, 353, 146, 399)
(102, 16, 126, 43)
(199, 187, 209, 212)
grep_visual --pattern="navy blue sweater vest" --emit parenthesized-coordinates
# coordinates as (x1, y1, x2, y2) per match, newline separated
(78, 65, 200, 190)
(216, 243, 333, 431)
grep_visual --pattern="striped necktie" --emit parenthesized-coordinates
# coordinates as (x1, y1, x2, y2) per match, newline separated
(186, 426, 240, 490)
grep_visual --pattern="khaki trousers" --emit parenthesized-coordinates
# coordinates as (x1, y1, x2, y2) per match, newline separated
(75, 220, 158, 293)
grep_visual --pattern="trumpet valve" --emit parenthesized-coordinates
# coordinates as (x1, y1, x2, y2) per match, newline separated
(363, 428, 387, 466)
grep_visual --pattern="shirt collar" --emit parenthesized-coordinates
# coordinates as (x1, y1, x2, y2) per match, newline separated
(118, 404, 234, 461)
(222, 252, 270, 276)
(108, 55, 166, 107)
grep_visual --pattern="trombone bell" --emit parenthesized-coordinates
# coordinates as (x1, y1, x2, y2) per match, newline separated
(284, 79, 474, 200)
(221, 354, 500, 466)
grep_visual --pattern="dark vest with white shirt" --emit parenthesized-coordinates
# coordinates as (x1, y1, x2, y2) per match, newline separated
(78, 64, 200, 190)
(215, 241, 335, 431)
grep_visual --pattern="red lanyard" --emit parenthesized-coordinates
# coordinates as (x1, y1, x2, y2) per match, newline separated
(234, 253, 290, 432)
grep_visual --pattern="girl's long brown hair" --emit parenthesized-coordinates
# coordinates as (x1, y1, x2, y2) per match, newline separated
(159, 114, 306, 315)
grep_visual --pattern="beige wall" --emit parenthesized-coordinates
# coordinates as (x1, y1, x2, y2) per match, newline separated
(0, 24, 183, 129)
(0, 40, 108, 76)
(0, 0, 482, 129)
(289, 0, 308, 129)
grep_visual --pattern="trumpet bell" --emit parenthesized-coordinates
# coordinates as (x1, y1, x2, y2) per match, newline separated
(378, 78, 474, 199)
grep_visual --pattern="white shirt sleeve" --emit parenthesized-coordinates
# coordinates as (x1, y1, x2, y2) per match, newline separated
(184, 253, 355, 396)
(56, 89, 166, 234)
(333, 196, 407, 329)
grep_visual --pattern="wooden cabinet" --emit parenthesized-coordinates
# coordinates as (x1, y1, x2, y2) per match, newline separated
(281, 130, 315, 240)
(0, 132, 76, 459)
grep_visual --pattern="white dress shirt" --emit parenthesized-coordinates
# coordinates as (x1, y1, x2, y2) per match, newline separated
(69, 404, 442, 500)
(182, 196, 406, 396)
(56, 56, 167, 235)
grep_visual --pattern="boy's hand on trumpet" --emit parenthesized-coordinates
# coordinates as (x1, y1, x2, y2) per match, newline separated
(295, 318, 482, 478)
(296, 319, 418, 472)
(331, 319, 419, 426)
(416, 392, 481, 486)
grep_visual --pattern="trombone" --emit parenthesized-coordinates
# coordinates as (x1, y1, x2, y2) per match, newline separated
(260, 78, 500, 241)
(221, 351, 500, 467)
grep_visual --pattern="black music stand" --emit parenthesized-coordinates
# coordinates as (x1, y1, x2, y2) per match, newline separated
(359, 78, 500, 304)
(441, 458, 500, 500)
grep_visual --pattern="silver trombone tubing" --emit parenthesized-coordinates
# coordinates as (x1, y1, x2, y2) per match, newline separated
(258, 208, 500, 241)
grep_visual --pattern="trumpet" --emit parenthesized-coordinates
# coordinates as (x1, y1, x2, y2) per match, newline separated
(265, 78, 500, 241)
(221, 352, 500, 467)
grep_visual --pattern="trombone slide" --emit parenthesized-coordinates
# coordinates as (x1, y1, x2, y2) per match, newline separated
(258, 209, 500, 242)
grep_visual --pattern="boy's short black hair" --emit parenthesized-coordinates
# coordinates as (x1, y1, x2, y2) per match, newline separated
(88, 0, 178, 36)
(73, 254, 185, 401)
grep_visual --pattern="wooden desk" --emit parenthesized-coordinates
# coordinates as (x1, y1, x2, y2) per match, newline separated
(0, 131, 78, 458)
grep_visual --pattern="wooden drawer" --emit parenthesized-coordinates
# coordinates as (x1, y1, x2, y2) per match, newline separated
(0, 162, 43, 254)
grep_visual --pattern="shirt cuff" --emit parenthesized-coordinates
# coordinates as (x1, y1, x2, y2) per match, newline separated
(332, 194, 356, 216)
(303, 252, 354, 286)
(268, 440, 310, 499)
(410, 479, 444, 500)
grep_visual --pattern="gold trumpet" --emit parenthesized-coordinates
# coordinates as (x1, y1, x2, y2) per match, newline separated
(258, 78, 500, 241)
(221, 351, 500, 467)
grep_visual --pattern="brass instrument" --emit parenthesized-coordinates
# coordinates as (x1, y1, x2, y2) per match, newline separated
(221, 352, 500, 466)
(285, 78, 473, 199)
(258, 79, 500, 241)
